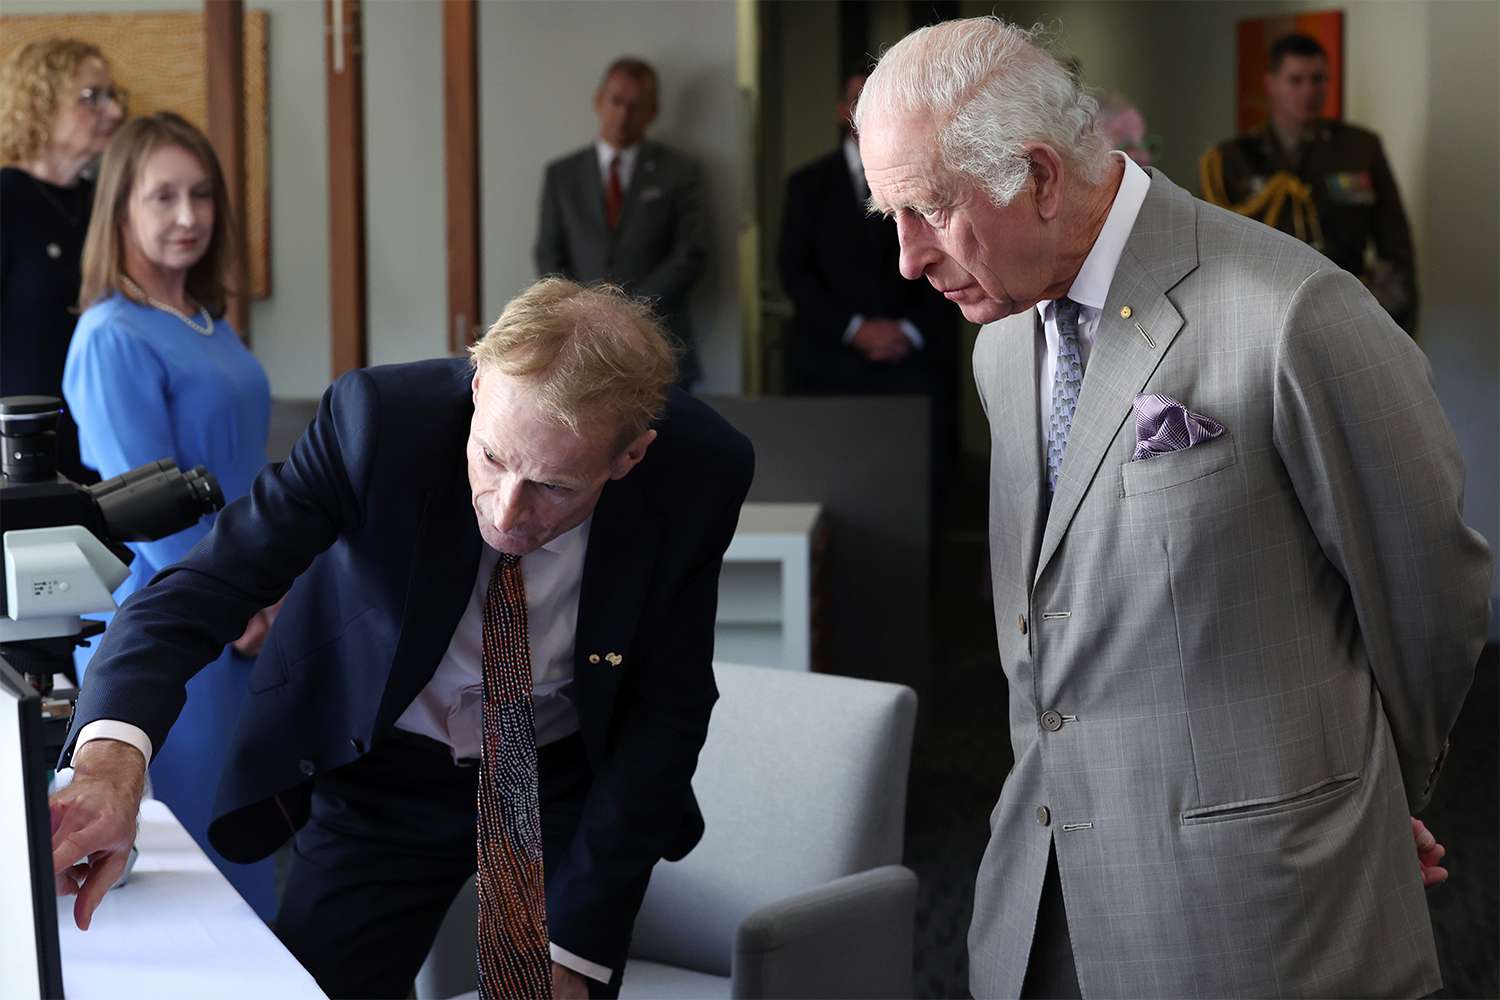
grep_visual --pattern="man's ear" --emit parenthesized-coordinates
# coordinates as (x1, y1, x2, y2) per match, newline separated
(609, 428, 657, 480)
(1025, 142, 1066, 221)
(471, 371, 482, 401)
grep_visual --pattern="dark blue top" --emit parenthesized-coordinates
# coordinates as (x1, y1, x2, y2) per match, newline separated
(0, 166, 96, 480)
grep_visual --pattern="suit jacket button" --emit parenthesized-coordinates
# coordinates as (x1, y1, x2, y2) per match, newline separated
(299, 759, 316, 776)
(1018, 614, 1028, 635)
(1036, 805, 1051, 826)
(1040, 710, 1064, 732)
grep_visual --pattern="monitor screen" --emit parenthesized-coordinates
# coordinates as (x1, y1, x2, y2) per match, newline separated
(0, 656, 65, 999)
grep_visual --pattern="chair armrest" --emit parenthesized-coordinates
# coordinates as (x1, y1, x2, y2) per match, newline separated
(731, 865, 917, 999)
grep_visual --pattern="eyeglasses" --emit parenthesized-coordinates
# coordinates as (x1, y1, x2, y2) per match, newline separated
(77, 85, 129, 114)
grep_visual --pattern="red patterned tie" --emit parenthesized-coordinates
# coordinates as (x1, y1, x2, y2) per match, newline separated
(605, 154, 624, 230)
(475, 553, 551, 999)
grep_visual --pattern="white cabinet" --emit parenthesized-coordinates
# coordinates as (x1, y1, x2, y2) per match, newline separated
(715, 502, 824, 671)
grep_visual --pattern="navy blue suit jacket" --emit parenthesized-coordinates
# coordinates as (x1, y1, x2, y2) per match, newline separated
(64, 357, 754, 970)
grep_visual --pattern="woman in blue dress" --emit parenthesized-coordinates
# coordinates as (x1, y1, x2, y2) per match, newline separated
(64, 112, 277, 920)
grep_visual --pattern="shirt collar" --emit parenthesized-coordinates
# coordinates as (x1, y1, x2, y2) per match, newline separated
(535, 514, 591, 558)
(596, 139, 640, 174)
(1036, 152, 1151, 319)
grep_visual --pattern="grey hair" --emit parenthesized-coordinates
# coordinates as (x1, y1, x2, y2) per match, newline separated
(853, 16, 1110, 206)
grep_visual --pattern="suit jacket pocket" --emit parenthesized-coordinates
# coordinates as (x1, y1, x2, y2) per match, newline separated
(1180, 772, 1361, 825)
(250, 606, 376, 693)
(1121, 431, 1236, 497)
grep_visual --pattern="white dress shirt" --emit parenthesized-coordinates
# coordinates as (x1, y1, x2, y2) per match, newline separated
(595, 139, 640, 194)
(840, 136, 924, 350)
(1034, 153, 1150, 441)
(394, 518, 587, 757)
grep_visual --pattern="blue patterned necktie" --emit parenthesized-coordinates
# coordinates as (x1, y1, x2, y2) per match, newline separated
(1047, 298, 1084, 493)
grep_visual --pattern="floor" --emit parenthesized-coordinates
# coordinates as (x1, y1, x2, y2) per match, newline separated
(904, 515, 1499, 999)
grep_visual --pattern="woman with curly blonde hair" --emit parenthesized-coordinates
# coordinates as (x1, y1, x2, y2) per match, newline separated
(1, 37, 126, 481)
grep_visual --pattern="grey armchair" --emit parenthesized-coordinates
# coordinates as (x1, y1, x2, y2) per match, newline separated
(416, 660, 918, 999)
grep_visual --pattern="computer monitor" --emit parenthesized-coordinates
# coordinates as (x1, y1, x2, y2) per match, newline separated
(0, 655, 65, 998)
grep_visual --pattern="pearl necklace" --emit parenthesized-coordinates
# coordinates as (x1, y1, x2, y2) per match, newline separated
(122, 275, 214, 336)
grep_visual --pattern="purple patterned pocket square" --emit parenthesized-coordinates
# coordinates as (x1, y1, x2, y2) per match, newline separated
(1131, 393, 1225, 462)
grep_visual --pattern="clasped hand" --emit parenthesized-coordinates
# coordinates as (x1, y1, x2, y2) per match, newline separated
(850, 318, 912, 363)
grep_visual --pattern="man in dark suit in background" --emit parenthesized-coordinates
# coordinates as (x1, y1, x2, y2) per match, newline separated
(778, 72, 958, 517)
(48, 280, 754, 1000)
(536, 57, 709, 387)
(778, 72, 953, 397)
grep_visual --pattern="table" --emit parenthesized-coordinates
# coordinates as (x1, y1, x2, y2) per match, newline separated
(57, 798, 325, 999)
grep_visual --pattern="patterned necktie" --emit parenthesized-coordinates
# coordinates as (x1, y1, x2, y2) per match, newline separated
(605, 154, 624, 230)
(475, 553, 551, 999)
(1046, 298, 1084, 493)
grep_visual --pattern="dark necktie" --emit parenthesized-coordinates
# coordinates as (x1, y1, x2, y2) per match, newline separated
(475, 553, 551, 999)
(1046, 298, 1084, 494)
(605, 155, 624, 230)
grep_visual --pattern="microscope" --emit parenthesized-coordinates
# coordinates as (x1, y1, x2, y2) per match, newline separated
(0, 394, 224, 765)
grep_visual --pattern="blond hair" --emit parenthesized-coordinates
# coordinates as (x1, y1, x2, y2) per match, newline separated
(79, 112, 237, 316)
(469, 278, 677, 445)
(0, 38, 107, 165)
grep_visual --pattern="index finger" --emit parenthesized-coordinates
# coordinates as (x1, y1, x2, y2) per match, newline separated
(52, 828, 94, 876)
(51, 806, 113, 876)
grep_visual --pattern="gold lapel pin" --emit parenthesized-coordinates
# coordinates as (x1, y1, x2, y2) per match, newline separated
(1119, 305, 1133, 319)
(605, 652, 623, 667)
(587, 654, 600, 664)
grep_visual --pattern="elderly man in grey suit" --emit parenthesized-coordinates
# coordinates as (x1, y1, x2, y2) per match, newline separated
(536, 56, 708, 387)
(858, 17, 1492, 999)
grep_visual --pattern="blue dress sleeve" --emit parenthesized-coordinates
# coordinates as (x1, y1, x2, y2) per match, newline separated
(63, 310, 211, 577)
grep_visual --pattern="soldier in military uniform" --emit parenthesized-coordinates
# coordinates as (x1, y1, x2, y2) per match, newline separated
(1202, 33, 1418, 334)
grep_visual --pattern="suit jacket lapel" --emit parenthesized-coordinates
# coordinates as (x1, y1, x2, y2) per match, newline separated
(376, 399, 483, 733)
(578, 147, 609, 237)
(613, 141, 656, 239)
(984, 314, 1046, 588)
(573, 463, 662, 766)
(1034, 173, 1198, 584)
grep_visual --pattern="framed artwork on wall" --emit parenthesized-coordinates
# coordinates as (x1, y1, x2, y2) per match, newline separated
(1236, 9, 1344, 132)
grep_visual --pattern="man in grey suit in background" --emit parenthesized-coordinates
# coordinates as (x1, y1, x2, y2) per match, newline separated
(858, 17, 1492, 998)
(536, 57, 708, 387)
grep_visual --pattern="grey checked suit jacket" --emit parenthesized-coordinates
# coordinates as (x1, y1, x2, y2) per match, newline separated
(535, 141, 708, 383)
(970, 170, 1491, 998)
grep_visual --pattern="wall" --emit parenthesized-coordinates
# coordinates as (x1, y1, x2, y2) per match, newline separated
(1421, 0, 1499, 636)
(362, 1, 445, 372)
(476, 0, 746, 392)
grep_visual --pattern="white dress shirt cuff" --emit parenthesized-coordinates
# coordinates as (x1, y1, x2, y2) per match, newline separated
(898, 319, 925, 349)
(73, 720, 154, 767)
(841, 313, 864, 344)
(550, 942, 612, 984)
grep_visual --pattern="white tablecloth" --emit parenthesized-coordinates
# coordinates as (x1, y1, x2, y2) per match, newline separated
(57, 798, 325, 999)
